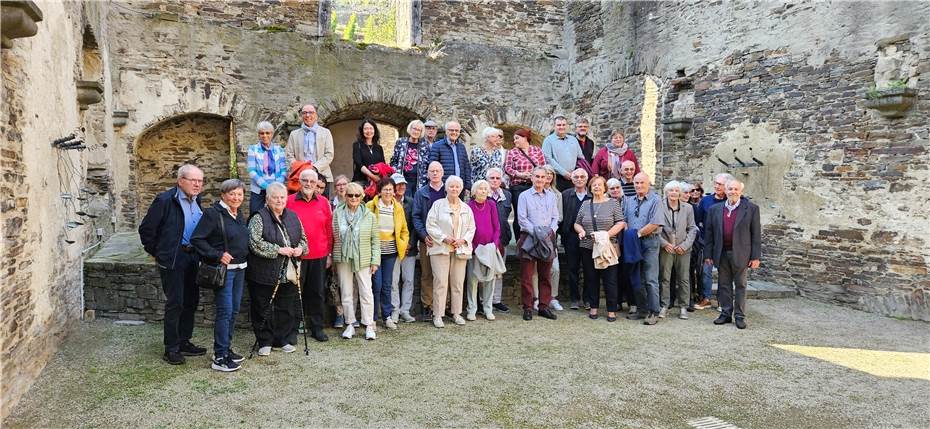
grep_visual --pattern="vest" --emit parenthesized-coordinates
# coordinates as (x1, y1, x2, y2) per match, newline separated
(246, 207, 303, 285)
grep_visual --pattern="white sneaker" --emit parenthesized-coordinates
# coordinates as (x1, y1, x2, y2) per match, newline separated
(341, 325, 355, 339)
(484, 312, 496, 321)
(628, 305, 637, 315)
(433, 317, 445, 328)
(384, 318, 398, 330)
(365, 325, 376, 340)
(658, 307, 668, 319)
(679, 307, 689, 320)
(257, 346, 271, 356)
(550, 299, 564, 311)
(391, 310, 400, 323)
(453, 314, 466, 325)
(533, 298, 539, 311)
(466, 313, 477, 321)
(400, 312, 416, 323)
(282, 344, 296, 353)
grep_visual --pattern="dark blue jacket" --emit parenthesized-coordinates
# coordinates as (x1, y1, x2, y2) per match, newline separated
(412, 184, 445, 242)
(622, 228, 644, 264)
(428, 137, 472, 190)
(190, 202, 250, 265)
(138, 187, 202, 269)
(492, 189, 513, 246)
(695, 193, 726, 236)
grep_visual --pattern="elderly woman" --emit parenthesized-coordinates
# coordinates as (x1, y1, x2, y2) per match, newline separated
(247, 121, 287, 215)
(592, 130, 640, 180)
(426, 175, 476, 328)
(246, 182, 307, 356)
(352, 119, 387, 185)
(504, 128, 544, 240)
(659, 180, 698, 320)
(390, 120, 429, 197)
(533, 165, 563, 311)
(574, 176, 627, 321)
(190, 179, 250, 372)
(470, 127, 507, 189)
(366, 177, 409, 330)
(332, 182, 381, 340)
(606, 177, 624, 201)
(465, 179, 501, 321)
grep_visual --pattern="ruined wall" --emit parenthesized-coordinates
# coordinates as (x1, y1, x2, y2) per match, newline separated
(124, 0, 322, 35)
(0, 1, 116, 419)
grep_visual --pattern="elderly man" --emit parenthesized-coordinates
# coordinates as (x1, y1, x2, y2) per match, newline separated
(623, 172, 664, 325)
(423, 119, 439, 146)
(575, 117, 595, 164)
(428, 120, 472, 190)
(247, 121, 287, 215)
(390, 173, 418, 323)
(695, 173, 734, 309)
(486, 167, 513, 312)
(542, 115, 584, 191)
(619, 160, 637, 197)
(517, 167, 560, 321)
(561, 167, 591, 309)
(413, 162, 447, 320)
(704, 179, 761, 329)
(286, 169, 333, 342)
(658, 180, 698, 320)
(285, 103, 335, 195)
(139, 164, 206, 364)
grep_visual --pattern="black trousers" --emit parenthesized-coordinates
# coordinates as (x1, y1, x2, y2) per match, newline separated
(581, 248, 620, 312)
(509, 184, 530, 240)
(300, 257, 328, 333)
(158, 250, 200, 352)
(562, 236, 584, 303)
(248, 280, 299, 348)
(618, 261, 637, 306)
(718, 251, 749, 320)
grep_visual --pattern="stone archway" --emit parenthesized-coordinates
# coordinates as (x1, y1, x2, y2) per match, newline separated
(495, 122, 545, 149)
(133, 113, 233, 225)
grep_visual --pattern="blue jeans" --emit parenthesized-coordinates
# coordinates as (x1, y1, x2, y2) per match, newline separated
(214, 268, 245, 358)
(636, 236, 661, 314)
(702, 262, 715, 300)
(372, 254, 397, 321)
(249, 191, 266, 216)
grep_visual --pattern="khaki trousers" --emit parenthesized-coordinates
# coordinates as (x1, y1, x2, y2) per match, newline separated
(430, 253, 467, 317)
(336, 263, 375, 327)
(419, 242, 434, 308)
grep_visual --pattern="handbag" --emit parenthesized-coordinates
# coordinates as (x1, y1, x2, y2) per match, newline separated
(196, 209, 228, 290)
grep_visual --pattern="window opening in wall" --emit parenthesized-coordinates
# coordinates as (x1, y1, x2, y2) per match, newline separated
(331, 0, 414, 48)
(639, 77, 659, 182)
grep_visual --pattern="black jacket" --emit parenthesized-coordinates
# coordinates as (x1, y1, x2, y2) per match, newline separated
(138, 187, 202, 269)
(704, 197, 762, 268)
(190, 202, 250, 265)
(491, 189, 513, 247)
(560, 188, 591, 242)
(247, 207, 304, 286)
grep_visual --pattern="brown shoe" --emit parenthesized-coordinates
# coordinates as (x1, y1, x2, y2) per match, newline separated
(694, 298, 712, 310)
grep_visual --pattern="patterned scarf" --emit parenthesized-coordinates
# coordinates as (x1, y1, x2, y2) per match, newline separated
(337, 205, 364, 270)
(606, 141, 629, 178)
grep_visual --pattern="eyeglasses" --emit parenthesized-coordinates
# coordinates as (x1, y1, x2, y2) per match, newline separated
(181, 177, 203, 184)
(346, 193, 361, 198)
(447, 129, 461, 133)
(258, 131, 273, 135)
(300, 111, 316, 116)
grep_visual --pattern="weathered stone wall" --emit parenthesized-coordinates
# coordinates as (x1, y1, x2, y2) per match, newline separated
(123, 0, 322, 36)
(0, 1, 116, 419)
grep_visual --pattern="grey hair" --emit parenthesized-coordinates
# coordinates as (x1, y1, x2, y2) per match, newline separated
(678, 181, 692, 193)
(177, 164, 202, 180)
(444, 120, 461, 130)
(664, 180, 681, 193)
(576, 117, 590, 125)
(471, 179, 490, 196)
(552, 114, 568, 123)
(300, 103, 316, 112)
(445, 175, 464, 188)
(725, 179, 745, 191)
(606, 178, 622, 189)
(715, 173, 735, 184)
(266, 182, 288, 197)
(333, 174, 349, 185)
(220, 179, 246, 194)
(481, 126, 503, 140)
(257, 121, 274, 132)
(485, 167, 504, 179)
(532, 166, 550, 177)
(299, 168, 318, 181)
(407, 119, 425, 135)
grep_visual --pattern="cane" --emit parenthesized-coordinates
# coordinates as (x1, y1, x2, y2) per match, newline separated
(291, 257, 310, 356)
(249, 261, 285, 359)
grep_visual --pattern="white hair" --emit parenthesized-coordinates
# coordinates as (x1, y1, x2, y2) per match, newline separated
(725, 179, 745, 191)
(406, 119, 424, 134)
(471, 179, 490, 196)
(664, 180, 681, 193)
(299, 169, 318, 181)
(266, 182, 288, 197)
(177, 164, 202, 180)
(256, 121, 274, 132)
(445, 175, 464, 188)
(481, 126, 503, 140)
(678, 181, 692, 193)
(485, 167, 504, 179)
(715, 173, 735, 184)
(606, 178, 622, 189)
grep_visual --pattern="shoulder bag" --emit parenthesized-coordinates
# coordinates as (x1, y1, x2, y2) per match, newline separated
(196, 209, 228, 290)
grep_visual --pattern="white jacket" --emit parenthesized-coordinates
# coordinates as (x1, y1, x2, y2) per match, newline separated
(426, 198, 476, 257)
(472, 243, 506, 282)
(592, 231, 619, 269)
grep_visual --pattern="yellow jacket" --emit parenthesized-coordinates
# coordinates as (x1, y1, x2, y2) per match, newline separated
(366, 196, 410, 260)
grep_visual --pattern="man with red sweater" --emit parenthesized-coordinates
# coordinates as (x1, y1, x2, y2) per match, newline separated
(703, 179, 761, 329)
(287, 169, 334, 341)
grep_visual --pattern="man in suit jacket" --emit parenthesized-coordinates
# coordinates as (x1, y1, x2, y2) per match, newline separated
(703, 179, 761, 329)
(560, 168, 591, 309)
(286, 103, 335, 194)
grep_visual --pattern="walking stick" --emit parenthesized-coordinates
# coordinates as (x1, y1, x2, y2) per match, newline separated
(249, 261, 285, 359)
(291, 257, 310, 356)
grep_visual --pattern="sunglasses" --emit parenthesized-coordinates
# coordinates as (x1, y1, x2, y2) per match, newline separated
(346, 193, 362, 198)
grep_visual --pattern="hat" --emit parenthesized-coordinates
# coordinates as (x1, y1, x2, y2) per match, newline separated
(390, 173, 407, 184)
(424, 120, 438, 128)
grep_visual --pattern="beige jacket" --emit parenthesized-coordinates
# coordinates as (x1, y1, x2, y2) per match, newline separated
(425, 198, 476, 257)
(285, 125, 335, 182)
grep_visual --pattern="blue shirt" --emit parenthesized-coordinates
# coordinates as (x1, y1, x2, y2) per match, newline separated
(518, 187, 560, 233)
(176, 190, 203, 245)
(541, 132, 583, 176)
(623, 191, 662, 232)
(302, 123, 318, 162)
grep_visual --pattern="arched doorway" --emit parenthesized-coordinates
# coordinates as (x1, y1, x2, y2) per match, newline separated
(495, 122, 544, 149)
(133, 113, 233, 224)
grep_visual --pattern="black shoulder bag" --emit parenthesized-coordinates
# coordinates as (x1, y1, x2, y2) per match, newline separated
(196, 209, 228, 290)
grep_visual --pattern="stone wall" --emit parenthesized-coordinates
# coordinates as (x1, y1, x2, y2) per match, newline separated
(124, 0, 322, 36)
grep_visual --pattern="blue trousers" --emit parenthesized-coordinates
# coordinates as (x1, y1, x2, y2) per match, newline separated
(213, 268, 245, 357)
(634, 236, 661, 314)
(372, 254, 397, 321)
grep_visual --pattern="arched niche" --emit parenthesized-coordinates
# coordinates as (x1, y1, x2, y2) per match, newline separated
(133, 113, 233, 225)
(495, 122, 544, 150)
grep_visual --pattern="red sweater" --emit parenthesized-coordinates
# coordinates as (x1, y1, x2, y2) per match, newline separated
(286, 192, 334, 259)
(592, 146, 640, 179)
(722, 204, 739, 250)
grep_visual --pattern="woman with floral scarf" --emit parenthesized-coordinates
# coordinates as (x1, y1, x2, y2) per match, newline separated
(593, 130, 640, 180)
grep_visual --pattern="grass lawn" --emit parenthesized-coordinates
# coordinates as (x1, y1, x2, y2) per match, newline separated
(6, 298, 929, 428)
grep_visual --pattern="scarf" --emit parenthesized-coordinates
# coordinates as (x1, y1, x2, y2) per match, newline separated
(606, 142, 629, 178)
(724, 198, 741, 217)
(337, 206, 365, 270)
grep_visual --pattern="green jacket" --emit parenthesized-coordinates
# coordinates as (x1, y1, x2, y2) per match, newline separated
(332, 205, 380, 270)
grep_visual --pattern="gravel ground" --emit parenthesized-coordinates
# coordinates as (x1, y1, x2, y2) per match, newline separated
(6, 297, 929, 428)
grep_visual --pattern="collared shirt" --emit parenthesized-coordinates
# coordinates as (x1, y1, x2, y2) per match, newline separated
(504, 146, 545, 186)
(622, 190, 662, 233)
(287, 190, 334, 259)
(575, 190, 588, 202)
(247, 142, 286, 193)
(447, 139, 461, 177)
(490, 188, 507, 203)
(176, 190, 203, 245)
(518, 187, 559, 233)
(302, 123, 319, 162)
(541, 132, 583, 176)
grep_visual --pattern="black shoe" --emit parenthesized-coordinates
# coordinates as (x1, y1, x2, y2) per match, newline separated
(311, 330, 330, 342)
(588, 313, 599, 320)
(493, 302, 510, 313)
(228, 349, 245, 363)
(714, 315, 733, 325)
(626, 312, 644, 321)
(422, 308, 433, 322)
(538, 308, 557, 320)
(163, 351, 185, 365)
(606, 315, 617, 323)
(735, 318, 747, 329)
(522, 309, 533, 321)
(179, 341, 206, 356)
(686, 306, 696, 312)
(211, 355, 241, 372)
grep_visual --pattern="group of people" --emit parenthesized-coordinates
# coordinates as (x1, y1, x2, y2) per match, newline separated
(138, 104, 762, 373)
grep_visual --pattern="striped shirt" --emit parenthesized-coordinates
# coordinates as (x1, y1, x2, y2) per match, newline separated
(378, 200, 398, 255)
